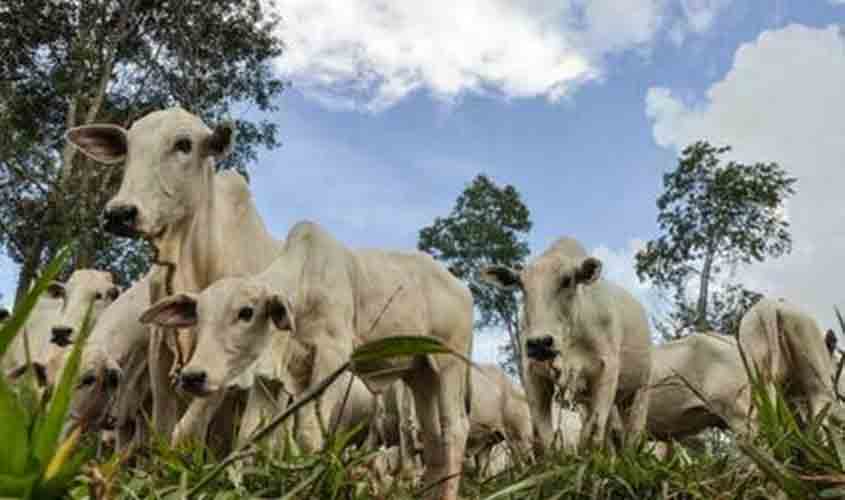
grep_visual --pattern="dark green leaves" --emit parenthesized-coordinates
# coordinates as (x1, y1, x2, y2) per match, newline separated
(636, 141, 794, 336)
(418, 174, 531, 377)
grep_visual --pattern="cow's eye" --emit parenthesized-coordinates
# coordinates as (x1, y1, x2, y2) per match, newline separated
(79, 372, 97, 387)
(95, 292, 103, 300)
(174, 138, 192, 154)
(238, 306, 254, 322)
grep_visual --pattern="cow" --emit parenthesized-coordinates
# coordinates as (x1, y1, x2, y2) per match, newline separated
(66, 107, 281, 448)
(47, 269, 120, 348)
(465, 364, 533, 473)
(738, 298, 841, 423)
(140, 220, 473, 500)
(58, 271, 156, 449)
(6, 291, 63, 386)
(479, 237, 652, 452)
(645, 333, 752, 441)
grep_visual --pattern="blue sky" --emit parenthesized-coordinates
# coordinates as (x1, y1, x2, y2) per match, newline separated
(2, 0, 844, 364)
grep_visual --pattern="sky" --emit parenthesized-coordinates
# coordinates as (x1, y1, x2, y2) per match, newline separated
(2, 0, 844, 365)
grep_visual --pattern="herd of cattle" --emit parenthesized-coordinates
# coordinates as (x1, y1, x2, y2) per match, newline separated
(0, 107, 842, 499)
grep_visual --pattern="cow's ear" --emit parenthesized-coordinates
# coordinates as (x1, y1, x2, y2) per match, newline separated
(204, 121, 236, 159)
(826, 329, 838, 356)
(267, 294, 295, 334)
(575, 257, 602, 285)
(65, 125, 128, 165)
(478, 265, 522, 291)
(139, 293, 198, 328)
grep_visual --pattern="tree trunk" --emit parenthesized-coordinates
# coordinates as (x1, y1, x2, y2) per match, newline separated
(695, 248, 715, 332)
(14, 237, 46, 306)
(504, 306, 524, 386)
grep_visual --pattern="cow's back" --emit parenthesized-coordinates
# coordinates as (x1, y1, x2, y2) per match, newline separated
(351, 250, 472, 353)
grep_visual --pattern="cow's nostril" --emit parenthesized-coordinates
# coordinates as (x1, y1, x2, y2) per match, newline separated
(51, 326, 73, 347)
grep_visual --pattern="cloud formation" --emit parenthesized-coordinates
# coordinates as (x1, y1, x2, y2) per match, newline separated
(269, 0, 732, 111)
(646, 24, 845, 330)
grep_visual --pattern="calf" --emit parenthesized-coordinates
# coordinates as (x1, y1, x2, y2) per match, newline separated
(141, 221, 473, 500)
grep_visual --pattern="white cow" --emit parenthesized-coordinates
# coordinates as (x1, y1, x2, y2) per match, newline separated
(480, 237, 652, 452)
(466, 364, 533, 472)
(7, 291, 63, 385)
(738, 298, 841, 423)
(140, 220, 473, 500)
(56, 271, 156, 449)
(67, 107, 281, 448)
(646, 333, 752, 440)
(47, 270, 120, 347)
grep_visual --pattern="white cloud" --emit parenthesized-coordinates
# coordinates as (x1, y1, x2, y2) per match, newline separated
(646, 24, 845, 329)
(269, 0, 732, 111)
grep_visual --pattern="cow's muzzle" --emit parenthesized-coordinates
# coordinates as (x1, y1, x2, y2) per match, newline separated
(51, 326, 74, 347)
(103, 204, 140, 238)
(178, 369, 209, 396)
(526, 336, 558, 361)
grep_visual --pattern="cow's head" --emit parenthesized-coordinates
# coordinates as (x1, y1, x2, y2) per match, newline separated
(65, 107, 235, 240)
(139, 278, 295, 396)
(0, 307, 9, 322)
(48, 270, 119, 347)
(479, 250, 602, 393)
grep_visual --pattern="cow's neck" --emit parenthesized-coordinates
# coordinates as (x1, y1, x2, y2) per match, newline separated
(154, 173, 278, 296)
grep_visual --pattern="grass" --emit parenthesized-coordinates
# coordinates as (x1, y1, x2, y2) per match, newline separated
(7, 262, 845, 499)
(59, 347, 845, 500)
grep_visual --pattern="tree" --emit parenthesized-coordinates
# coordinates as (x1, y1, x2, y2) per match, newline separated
(418, 175, 532, 378)
(636, 141, 795, 334)
(0, 0, 287, 303)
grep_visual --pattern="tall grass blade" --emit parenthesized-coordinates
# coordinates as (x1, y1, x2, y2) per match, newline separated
(32, 300, 94, 473)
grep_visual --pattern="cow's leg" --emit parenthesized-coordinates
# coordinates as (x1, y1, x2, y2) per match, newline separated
(172, 391, 225, 447)
(296, 346, 349, 453)
(398, 381, 423, 481)
(581, 357, 619, 450)
(524, 369, 555, 455)
(622, 386, 649, 446)
(407, 358, 468, 500)
(149, 328, 182, 440)
(238, 381, 284, 448)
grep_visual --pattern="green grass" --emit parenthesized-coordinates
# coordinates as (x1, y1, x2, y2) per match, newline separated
(60, 341, 845, 500)
(7, 272, 845, 499)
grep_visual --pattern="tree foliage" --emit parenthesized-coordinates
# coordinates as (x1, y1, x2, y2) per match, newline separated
(0, 0, 287, 301)
(636, 141, 795, 334)
(418, 174, 531, 377)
